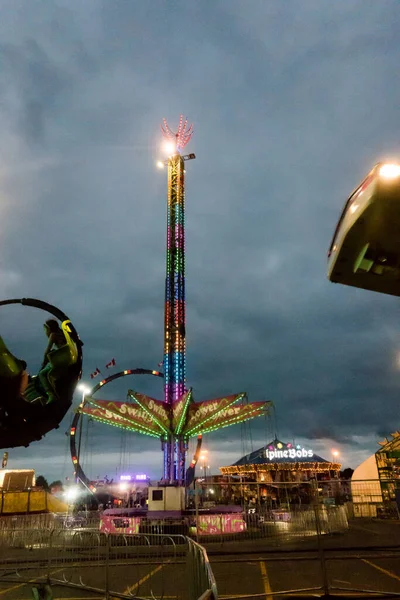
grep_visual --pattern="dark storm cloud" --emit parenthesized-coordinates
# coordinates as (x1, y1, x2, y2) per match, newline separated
(0, 40, 65, 144)
(1, 0, 400, 480)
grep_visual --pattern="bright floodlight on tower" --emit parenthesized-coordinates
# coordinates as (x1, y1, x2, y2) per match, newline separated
(64, 485, 79, 503)
(163, 141, 176, 156)
(379, 164, 400, 179)
(78, 383, 91, 395)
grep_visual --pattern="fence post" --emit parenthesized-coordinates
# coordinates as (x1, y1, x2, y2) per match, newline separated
(312, 480, 329, 596)
(104, 534, 110, 600)
(195, 479, 199, 543)
(46, 529, 53, 582)
(186, 541, 193, 600)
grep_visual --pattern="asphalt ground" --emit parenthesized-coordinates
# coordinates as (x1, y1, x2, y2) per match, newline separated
(0, 561, 188, 599)
(210, 552, 400, 599)
(0, 519, 399, 599)
(207, 519, 400, 599)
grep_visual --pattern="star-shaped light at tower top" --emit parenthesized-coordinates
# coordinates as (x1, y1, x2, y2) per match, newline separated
(161, 115, 194, 153)
(78, 388, 271, 440)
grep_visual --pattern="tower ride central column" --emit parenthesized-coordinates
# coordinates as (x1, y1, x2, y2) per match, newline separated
(163, 151, 186, 482)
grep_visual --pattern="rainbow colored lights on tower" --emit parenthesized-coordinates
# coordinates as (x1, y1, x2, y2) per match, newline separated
(74, 117, 272, 485)
(161, 116, 194, 482)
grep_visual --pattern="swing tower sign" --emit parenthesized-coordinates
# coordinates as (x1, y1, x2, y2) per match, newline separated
(78, 117, 271, 484)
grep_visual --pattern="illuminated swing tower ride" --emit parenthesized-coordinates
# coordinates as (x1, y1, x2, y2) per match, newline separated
(159, 116, 270, 483)
(160, 116, 193, 483)
(80, 117, 271, 485)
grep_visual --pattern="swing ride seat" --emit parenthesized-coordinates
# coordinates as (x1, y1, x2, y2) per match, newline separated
(24, 342, 79, 405)
(0, 298, 83, 448)
(0, 336, 26, 405)
(328, 162, 400, 296)
(49, 344, 76, 369)
(47, 330, 78, 390)
(23, 378, 44, 404)
(0, 336, 25, 378)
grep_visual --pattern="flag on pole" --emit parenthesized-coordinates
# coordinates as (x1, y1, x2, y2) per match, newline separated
(90, 368, 101, 379)
(106, 358, 116, 369)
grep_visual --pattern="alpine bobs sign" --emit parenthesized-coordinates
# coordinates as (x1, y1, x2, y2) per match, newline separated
(265, 447, 313, 460)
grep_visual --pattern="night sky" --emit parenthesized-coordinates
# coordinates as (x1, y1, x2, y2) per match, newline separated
(1, 0, 400, 483)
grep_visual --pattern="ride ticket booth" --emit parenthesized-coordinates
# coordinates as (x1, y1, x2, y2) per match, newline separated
(148, 486, 185, 512)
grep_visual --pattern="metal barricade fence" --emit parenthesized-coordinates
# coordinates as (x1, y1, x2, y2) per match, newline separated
(191, 480, 349, 547)
(187, 539, 218, 600)
(2, 477, 400, 598)
(0, 512, 56, 530)
(0, 528, 217, 600)
(0, 511, 101, 531)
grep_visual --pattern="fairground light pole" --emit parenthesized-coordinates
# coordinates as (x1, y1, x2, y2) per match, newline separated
(159, 116, 195, 483)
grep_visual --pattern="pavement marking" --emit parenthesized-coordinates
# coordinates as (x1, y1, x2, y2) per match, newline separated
(220, 596, 271, 599)
(220, 596, 265, 599)
(362, 558, 400, 583)
(0, 583, 28, 597)
(219, 594, 387, 599)
(259, 561, 273, 600)
(57, 597, 176, 600)
(0, 567, 64, 596)
(122, 562, 166, 595)
(350, 524, 379, 534)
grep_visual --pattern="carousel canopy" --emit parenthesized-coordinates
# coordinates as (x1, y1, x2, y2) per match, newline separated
(233, 438, 329, 466)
